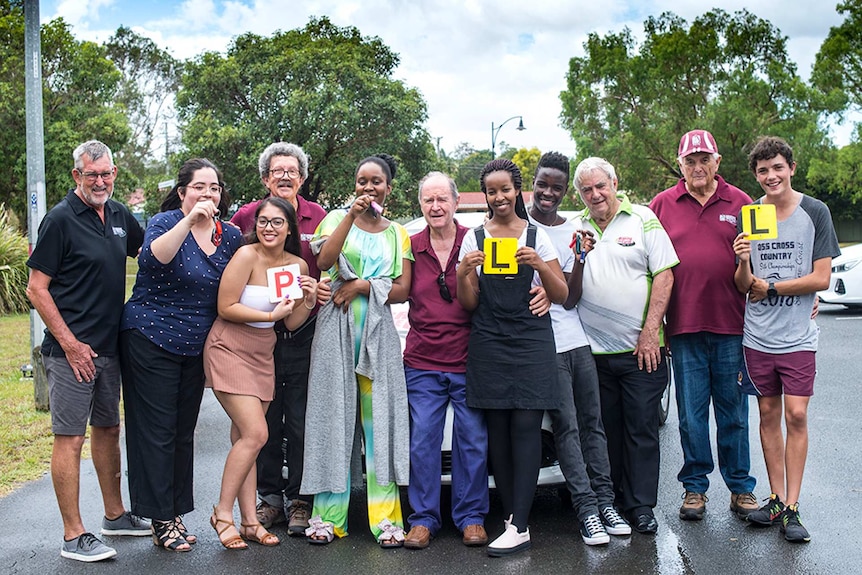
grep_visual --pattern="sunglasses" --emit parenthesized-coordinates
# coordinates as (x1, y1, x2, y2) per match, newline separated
(437, 272, 453, 302)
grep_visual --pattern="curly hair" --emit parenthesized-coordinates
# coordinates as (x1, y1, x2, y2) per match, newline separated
(748, 136, 794, 173)
(536, 151, 570, 183)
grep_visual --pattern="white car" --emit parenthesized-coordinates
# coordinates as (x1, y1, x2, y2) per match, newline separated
(818, 243, 862, 308)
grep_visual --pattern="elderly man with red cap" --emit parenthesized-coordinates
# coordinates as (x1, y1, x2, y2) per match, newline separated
(649, 130, 759, 523)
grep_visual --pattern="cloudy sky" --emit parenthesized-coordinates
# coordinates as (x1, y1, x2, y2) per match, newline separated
(44, 0, 849, 158)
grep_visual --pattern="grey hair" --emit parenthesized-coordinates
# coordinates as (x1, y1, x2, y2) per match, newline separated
(258, 142, 309, 179)
(417, 171, 459, 203)
(573, 157, 618, 190)
(678, 152, 720, 164)
(72, 140, 113, 170)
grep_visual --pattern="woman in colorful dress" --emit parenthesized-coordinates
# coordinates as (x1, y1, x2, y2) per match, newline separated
(302, 154, 413, 547)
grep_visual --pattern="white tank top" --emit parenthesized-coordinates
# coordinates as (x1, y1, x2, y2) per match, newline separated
(240, 285, 278, 328)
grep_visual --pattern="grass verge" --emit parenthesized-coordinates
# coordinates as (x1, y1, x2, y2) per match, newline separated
(0, 313, 53, 498)
(0, 260, 137, 498)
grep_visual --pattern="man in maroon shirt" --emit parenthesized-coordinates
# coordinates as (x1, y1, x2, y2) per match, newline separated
(232, 142, 327, 535)
(649, 130, 758, 522)
(402, 172, 489, 550)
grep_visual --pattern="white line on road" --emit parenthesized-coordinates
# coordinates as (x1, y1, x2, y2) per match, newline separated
(836, 316, 862, 320)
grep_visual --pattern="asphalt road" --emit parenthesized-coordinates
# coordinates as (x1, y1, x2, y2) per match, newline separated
(1, 303, 860, 574)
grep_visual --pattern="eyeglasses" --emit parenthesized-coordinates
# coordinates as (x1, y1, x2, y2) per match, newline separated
(256, 217, 286, 229)
(187, 183, 223, 195)
(268, 167, 301, 180)
(437, 272, 453, 302)
(78, 169, 115, 183)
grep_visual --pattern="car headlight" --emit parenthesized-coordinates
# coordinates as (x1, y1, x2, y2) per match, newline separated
(833, 259, 861, 273)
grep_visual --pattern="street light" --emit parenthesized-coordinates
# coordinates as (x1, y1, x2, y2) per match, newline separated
(491, 115, 525, 158)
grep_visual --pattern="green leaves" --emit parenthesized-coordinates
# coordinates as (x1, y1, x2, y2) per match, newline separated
(560, 9, 829, 202)
(0, 9, 130, 221)
(176, 17, 432, 217)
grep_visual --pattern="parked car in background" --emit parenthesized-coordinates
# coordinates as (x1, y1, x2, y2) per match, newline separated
(395, 209, 672, 489)
(818, 243, 862, 308)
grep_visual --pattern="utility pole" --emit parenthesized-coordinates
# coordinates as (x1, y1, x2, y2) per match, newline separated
(25, 0, 49, 410)
(164, 121, 170, 174)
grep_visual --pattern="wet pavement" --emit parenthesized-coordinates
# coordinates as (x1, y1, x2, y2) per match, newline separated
(1, 303, 861, 574)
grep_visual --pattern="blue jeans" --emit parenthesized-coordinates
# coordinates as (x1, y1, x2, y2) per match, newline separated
(671, 332, 755, 495)
(405, 367, 488, 534)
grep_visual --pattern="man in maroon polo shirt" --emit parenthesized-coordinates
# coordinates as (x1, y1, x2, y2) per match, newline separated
(402, 172, 489, 550)
(649, 130, 758, 522)
(231, 142, 327, 535)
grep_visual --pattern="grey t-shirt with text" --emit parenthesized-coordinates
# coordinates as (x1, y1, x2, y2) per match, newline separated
(739, 194, 839, 353)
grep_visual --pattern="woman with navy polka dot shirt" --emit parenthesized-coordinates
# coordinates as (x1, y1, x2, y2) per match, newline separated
(119, 158, 242, 551)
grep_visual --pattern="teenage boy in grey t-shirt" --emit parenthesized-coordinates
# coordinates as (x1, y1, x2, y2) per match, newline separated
(732, 136, 839, 544)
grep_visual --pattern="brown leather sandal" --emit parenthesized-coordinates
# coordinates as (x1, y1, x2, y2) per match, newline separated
(240, 523, 280, 547)
(210, 506, 248, 550)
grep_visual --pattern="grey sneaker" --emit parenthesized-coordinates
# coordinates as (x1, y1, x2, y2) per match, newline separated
(256, 500, 286, 529)
(101, 511, 151, 536)
(600, 505, 632, 536)
(287, 499, 311, 536)
(747, 493, 785, 526)
(61, 532, 117, 562)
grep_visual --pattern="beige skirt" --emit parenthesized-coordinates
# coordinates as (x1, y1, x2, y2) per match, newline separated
(203, 317, 277, 401)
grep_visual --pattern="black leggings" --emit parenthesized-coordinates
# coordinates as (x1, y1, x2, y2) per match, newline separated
(485, 409, 543, 532)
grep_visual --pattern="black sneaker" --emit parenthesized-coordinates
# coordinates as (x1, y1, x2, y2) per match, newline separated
(600, 506, 632, 536)
(579, 514, 609, 546)
(747, 493, 785, 526)
(781, 503, 811, 543)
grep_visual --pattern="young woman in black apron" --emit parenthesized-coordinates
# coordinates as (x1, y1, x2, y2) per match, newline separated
(456, 159, 568, 557)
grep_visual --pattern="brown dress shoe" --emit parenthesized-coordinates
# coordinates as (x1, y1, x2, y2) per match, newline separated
(404, 525, 431, 549)
(462, 524, 488, 546)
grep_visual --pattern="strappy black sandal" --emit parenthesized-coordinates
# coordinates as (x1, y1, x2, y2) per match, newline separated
(174, 516, 196, 544)
(152, 519, 191, 552)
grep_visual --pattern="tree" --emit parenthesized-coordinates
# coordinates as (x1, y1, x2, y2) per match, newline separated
(813, 1, 862, 113)
(103, 26, 182, 200)
(807, 127, 862, 221)
(0, 5, 130, 222)
(452, 144, 492, 192)
(512, 147, 542, 190)
(176, 17, 433, 218)
(559, 9, 833, 200)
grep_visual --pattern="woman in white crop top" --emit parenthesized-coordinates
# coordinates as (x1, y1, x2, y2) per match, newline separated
(203, 196, 318, 549)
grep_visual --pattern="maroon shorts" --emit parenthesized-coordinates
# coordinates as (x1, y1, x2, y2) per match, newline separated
(739, 347, 815, 397)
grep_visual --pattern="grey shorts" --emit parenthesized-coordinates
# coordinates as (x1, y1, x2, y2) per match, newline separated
(44, 355, 121, 435)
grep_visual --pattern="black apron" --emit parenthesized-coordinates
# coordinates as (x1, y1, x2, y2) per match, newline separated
(465, 224, 560, 410)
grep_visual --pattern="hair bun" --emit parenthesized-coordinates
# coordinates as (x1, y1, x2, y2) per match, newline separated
(375, 153, 397, 180)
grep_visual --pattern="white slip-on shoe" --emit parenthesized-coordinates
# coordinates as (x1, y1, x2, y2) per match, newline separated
(487, 524, 531, 557)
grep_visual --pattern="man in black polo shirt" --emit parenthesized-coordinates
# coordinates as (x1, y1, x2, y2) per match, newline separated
(27, 140, 147, 563)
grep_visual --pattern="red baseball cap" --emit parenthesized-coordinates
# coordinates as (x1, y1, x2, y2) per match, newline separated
(678, 130, 719, 158)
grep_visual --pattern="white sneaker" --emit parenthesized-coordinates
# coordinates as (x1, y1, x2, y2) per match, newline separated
(487, 524, 531, 557)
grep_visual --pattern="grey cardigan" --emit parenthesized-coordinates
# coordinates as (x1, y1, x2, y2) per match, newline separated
(301, 249, 410, 495)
